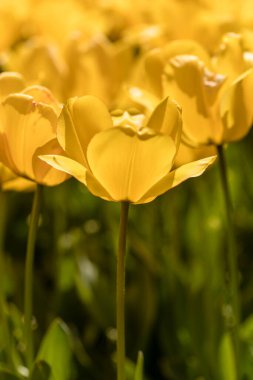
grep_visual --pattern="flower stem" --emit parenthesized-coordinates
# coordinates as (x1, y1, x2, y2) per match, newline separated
(117, 201, 129, 380)
(24, 184, 42, 371)
(216, 145, 239, 367)
(0, 190, 13, 369)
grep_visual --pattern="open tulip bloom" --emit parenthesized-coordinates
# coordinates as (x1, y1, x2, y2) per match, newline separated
(40, 94, 215, 380)
(144, 34, 253, 148)
(0, 87, 68, 186)
(40, 95, 215, 204)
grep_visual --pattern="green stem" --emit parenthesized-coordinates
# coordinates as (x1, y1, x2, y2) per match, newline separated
(117, 202, 129, 380)
(0, 190, 13, 369)
(24, 184, 43, 371)
(217, 145, 239, 367)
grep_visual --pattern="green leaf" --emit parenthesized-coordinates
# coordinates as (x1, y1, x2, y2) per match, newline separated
(3, 304, 26, 370)
(37, 319, 72, 380)
(219, 333, 237, 380)
(134, 351, 144, 380)
(0, 369, 21, 380)
(30, 361, 51, 380)
(239, 314, 253, 341)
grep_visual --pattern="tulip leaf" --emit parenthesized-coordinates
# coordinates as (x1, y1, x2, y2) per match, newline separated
(30, 361, 51, 380)
(134, 351, 144, 380)
(36, 319, 72, 380)
(219, 333, 237, 380)
(239, 314, 253, 341)
(0, 369, 21, 380)
(0, 304, 26, 371)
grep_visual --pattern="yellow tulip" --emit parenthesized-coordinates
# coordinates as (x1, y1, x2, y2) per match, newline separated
(63, 33, 136, 106)
(5, 38, 67, 101)
(41, 95, 215, 204)
(0, 85, 68, 186)
(145, 35, 253, 147)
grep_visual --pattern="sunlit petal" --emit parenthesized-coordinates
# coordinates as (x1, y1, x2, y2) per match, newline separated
(145, 40, 211, 98)
(220, 69, 253, 142)
(0, 163, 34, 191)
(33, 139, 70, 186)
(2, 177, 35, 192)
(128, 86, 159, 112)
(87, 126, 176, 203)
(39, 154, 87, 185)
(22, 85, 62, 115)
(57, 95, 113, 167)
(138, 156, 216, 203)
(163, 56, 225, 145)
(0, 72, 25, 102)
(40, 154, 112, 200)
(147, 96, 182, 148)
(212, 33, 245, 80)
(145, 49, 165, 97)
(0, 93, 57, 180)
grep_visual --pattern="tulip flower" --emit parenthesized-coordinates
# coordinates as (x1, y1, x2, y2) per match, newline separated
(63, 33, 136, 106)
(0, 72, 66, 186)
(0, 72, 63, 191)
(5, 37, 67, 103)
(145, 34, 253, 147)
(41, 94, 215, 380)
(0, 86, 68, 186)
(41, 95, 215, 204)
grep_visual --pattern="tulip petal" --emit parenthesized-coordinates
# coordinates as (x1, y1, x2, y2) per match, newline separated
(87, 126, 176, 203)
(39, 154, 87, 184)
(212, 34, 244, 80)
(162, 40, 211, 66)
(0, 72, 25, 102)
(57, 95, 113, 167)
(220, 69, 253, 142)
(174, 142, 216, 167)
(2, 177, 35, 192)
(163, 56, 225, 145)
(145, 49, 165, 97)
(22, 85, 62, 115)
(33, 139, 70, 186)
(147, 96, 182, 148)
(138, 156, 216, 203)
(145, 40, 211, 97)
(0, 94, 57, 181)
(40, 154, 112, 200)
(0, 164, 34, 192)
(128, 86, 159, 112)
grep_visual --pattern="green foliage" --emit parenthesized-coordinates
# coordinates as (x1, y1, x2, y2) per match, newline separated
(219, 334, 237, 380)
(30, 361, 51, 380)
(0, 370, 21, 380)
(134, 352, 144, 380)
(37, 319, 72, 380)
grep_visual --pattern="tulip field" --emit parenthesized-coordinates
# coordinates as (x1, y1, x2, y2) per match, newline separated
(2, 1, 253, 379)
